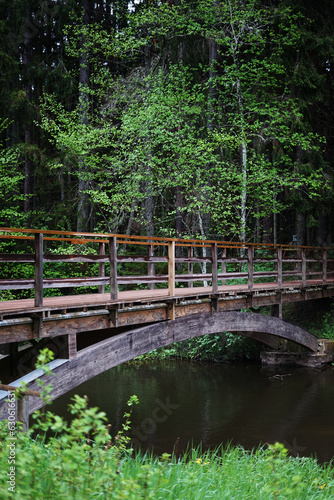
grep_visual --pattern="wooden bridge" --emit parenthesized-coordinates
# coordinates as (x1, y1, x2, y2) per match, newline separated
(0, 227, 333, 420)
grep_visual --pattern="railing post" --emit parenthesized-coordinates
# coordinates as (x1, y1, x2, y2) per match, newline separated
(302, 248, 306, 286)
(168, 241, 175, 296)
(323, 249, 327, 284)
(277, 245, 282, 288)
(248, 246, 254, 290)
(17, 395, 29, 432)
(221, 247, 226, 286)
(148, 243, 154, 291)
(211, 243, 218, 293)
(98, 242, 105, 294)
(34, 232, 43, 307)
(109, 237, 118, 301)
(188, 245, 193, 288)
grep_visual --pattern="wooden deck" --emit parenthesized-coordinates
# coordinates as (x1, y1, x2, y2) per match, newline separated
(0, 278, 333, 316)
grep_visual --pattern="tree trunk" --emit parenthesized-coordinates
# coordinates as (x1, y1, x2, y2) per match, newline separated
(23, 9, 34, 215)
(77, 0, 90, 232)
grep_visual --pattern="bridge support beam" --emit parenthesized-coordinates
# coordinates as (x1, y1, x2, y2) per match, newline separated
(271, 303, 282, 319)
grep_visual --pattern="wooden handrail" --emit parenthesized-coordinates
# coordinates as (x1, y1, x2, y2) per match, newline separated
(0, 228, 332, 308)
(0, 226, 331, 251)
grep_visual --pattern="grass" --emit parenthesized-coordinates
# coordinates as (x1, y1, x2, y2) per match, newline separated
(1, 349, 334, 499)
(1, 423, 334, 499)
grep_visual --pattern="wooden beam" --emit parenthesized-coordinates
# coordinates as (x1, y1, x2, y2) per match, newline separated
(0, 384, 40, 397)
(34, 233, 43, 307)
(211, 243, 218, 293)
(109, 237, 118, 300)
(302, 248, 307, 286)
(248, 246, 254, 290)
(323, 249, 327, 283)
(168, 241, 175, 296)
(188, 246, 194, 288)
(277, 246, 282, 288)
(148, 243, 154, 291)
(98, 242, 105, 294)
(221, 247, 226, 285)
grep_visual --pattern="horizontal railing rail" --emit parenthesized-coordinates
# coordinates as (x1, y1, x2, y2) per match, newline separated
(0, 227, 333, 308)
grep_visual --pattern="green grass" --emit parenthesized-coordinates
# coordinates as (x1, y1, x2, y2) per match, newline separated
(1, 434, 334, 499)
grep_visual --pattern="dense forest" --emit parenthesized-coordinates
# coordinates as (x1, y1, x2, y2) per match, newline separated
(0, 0, 333, 245)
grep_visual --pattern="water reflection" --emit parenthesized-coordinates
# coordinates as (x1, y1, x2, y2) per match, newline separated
(49, 360, 334, 462)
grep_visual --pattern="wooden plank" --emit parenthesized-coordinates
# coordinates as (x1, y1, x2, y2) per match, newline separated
(220, 248, 227, 286)
(117, 255, 168, 263)
(188, 246, 193, 288)
(0, 253, 34, 263)
(302, 248, 307, 286)
(175, 256, 212, 263)
(44, 254, 109, 263)
(98, 243, 105, 293)
(43, 277, 109, 288)
(34, 233, 43, 307)
(277, 246, 282, 288)
(0, 280, 35, 290)
(0, 384, 40, 397)
(248, 246, 254, 290)
(211, 243, 218, 293)
(109, 237, 118, 301)
(0, 226, 331, 253)
(168, 241, 175, 296)
(323, 249, 327, 283)
(148, 243, 154, 291)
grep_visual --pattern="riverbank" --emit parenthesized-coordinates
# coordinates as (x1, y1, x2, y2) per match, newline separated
(1, 428, 333, 499)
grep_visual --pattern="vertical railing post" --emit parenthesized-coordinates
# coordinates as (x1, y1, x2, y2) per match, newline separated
(277, 245, 283, 288)
(17, 395, 29, 432)
(302, 248, 306, 286)
(168, 241, 175, 296)
(221, 247, 226, 286)
(323, 249, 327, 284)
(248, 245, 254, 290)
(211, 243, 218, 293)
(148, 243, 154, 291)
(109, 237, 118, 301)
(34, 232, 43, 307)
(188, 245, 193, 288)
(98, 242, 105, 294)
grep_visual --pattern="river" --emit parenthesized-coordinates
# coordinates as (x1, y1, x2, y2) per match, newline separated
(49, 359, 334, 462)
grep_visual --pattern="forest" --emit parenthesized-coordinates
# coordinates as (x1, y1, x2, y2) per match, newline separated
(0, 0, 333, 246)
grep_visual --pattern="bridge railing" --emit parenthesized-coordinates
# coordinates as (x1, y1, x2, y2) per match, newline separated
(0, 228, 332, 307)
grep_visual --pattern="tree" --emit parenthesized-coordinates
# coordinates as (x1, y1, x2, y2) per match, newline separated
(4, 0, 332, 245)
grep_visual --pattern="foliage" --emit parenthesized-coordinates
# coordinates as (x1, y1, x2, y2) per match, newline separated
(33, 0, 333, 240)
(0, 0, 333, 243)
(308, 301, 334, 340)
(1, 422, 334, 498)
(0, 119, 25, 227)
(141, 331, 261, 363)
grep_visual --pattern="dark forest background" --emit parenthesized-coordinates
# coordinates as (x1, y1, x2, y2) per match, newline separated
(0, 0, 333, 245)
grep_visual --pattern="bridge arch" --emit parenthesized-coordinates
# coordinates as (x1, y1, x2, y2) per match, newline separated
(0, 311, 319, 417)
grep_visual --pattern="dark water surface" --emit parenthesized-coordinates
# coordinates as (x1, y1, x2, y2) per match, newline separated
(49, 360, 334, 462)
